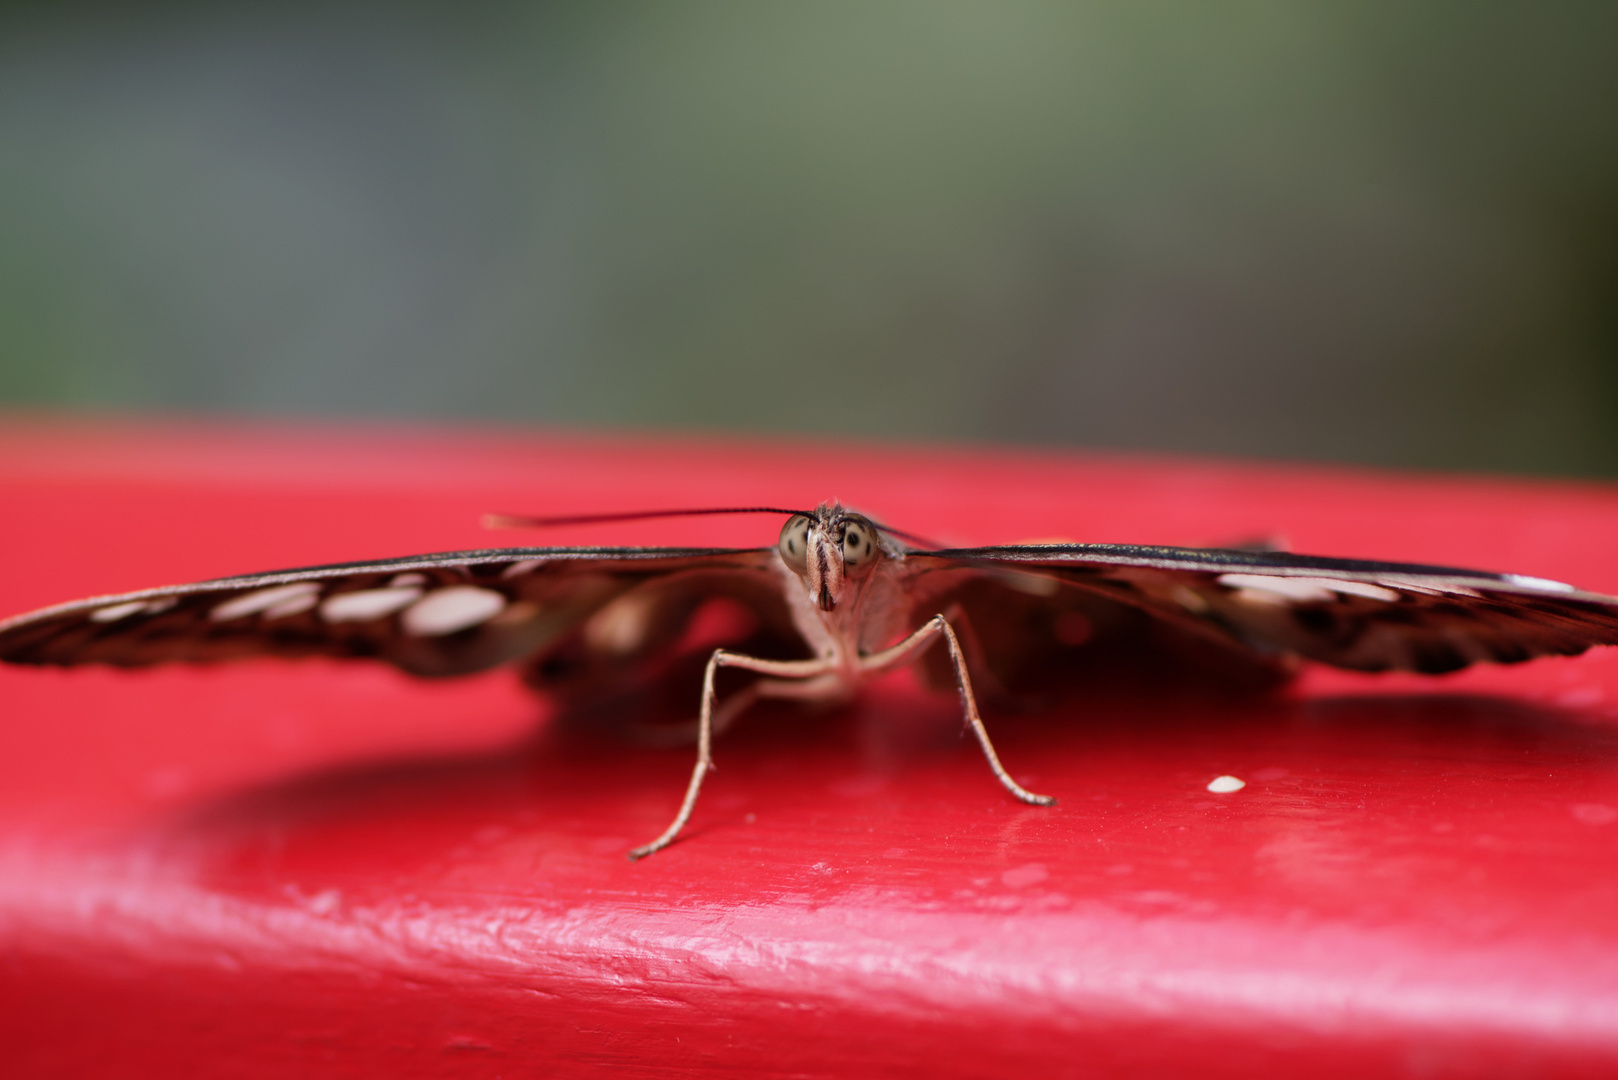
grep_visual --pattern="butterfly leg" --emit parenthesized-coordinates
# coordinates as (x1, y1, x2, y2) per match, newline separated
(861, 615, 1056, 807)
(628, 649, 836, 860)
(625, 669, 817, 748)
(623, 682, 759, 748)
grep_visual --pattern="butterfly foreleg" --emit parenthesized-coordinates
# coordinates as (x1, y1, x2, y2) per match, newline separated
(627, 667, 843, 748)
(623, 681, 760, 749)
(627, 649, 836, 861)
(861, 615, 1057, 808)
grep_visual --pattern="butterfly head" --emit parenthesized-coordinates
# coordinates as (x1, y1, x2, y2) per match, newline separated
(777, 504, 886, 612)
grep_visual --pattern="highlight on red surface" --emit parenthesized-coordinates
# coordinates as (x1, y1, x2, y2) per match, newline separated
(5, 417, 1618, 1077)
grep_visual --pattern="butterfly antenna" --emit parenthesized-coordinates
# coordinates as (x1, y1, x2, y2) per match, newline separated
(482, 507, 809, 530)
(869, 524, 945, 550)
(483, 506, 945, 549)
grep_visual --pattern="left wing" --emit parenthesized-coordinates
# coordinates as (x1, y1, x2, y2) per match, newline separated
(0, 546, 779, 677)
(903, 544, 1618, 674)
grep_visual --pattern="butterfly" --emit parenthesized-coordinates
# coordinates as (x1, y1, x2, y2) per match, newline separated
(5, 502, 1618, 859)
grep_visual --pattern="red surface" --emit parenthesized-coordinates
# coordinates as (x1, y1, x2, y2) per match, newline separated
(5, 417, 1618, 1077)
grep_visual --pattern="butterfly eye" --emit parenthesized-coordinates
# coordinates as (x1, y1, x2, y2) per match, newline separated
(778, 515, 811, 571)
(842, 522, 877, 567)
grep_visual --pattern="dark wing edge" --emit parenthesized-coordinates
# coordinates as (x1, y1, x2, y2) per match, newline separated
(0, 546, 778, 676)
(904, 543, 1618, 674)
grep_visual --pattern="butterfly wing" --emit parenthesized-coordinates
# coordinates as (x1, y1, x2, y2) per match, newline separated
(903, 544, 1618, 674)
(13, 536, 1616, 681)
(0, 546, 781, 678)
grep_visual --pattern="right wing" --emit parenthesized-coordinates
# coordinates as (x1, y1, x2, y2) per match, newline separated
(0, 546, 782, 678)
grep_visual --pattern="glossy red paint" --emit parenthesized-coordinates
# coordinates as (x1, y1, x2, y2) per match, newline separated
(4, 418, 1618, 1078)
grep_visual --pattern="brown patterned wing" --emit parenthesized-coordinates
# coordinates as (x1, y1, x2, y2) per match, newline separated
(904, 544, 1618, 674)
(0, 546, 780, 678)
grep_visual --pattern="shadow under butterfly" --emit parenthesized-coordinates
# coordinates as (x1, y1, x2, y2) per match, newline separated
(5, 503, 1618, 860)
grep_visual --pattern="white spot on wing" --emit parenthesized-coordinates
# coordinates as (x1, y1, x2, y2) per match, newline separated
(1207, 775, 1246, 793)
(91, 600, 151, 623)
(1170, 585, 1210, 613)
(1387, 580, 1481, 598)
(1218, 574, 1335, 604)
(403, 586, 507, 636)
(212, 582, 322, 621)
(584, 592, 658, 654)
(1323, 580, 1400, 602)
(501, 559, 546, 579)
(264, 593, 319, 619)
(1218, 574, 1399, 603)
(1504, 574, 1576, 593)
(320, 587, 423, 623)
(996, 570, 1060, 597)
(490, 600, 541, 626)
(389, 573, 427, 587)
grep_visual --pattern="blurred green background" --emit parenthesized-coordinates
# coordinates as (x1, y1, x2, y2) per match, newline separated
(1, 1, 1615, 475)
